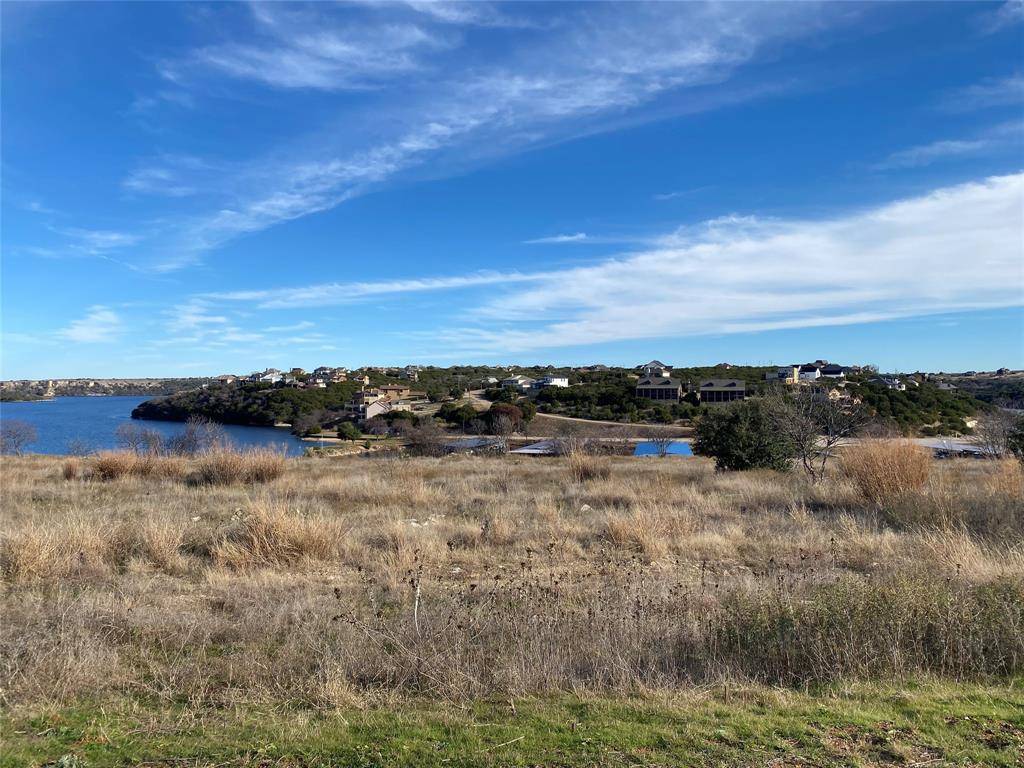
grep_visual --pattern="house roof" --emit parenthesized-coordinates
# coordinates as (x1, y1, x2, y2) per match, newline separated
(510, 440, 561, 455)
(799, 364, 820, 372)
(636, 376, 681, 387)
(641, 360, 668, 368)
(699, 379, 745, 389)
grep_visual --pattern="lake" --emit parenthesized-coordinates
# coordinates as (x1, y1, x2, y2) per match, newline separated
(633, 440, 693, 457)
(0, 396, 310, 457)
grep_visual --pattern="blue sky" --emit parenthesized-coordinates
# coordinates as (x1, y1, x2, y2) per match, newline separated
(2, 1, 1022, 378)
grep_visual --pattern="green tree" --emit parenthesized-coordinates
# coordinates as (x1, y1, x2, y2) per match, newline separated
(1008, 415, 1024, 464)
(337, 422, 362, 441)
(694, 400, 796, 472)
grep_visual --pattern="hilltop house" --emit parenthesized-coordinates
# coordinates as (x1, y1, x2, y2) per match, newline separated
(345, 387, 412, 422)
(533, 375, 569, 389)
(820, 364, 848, 379)
(636, 375, 683, 401)
(764, 365, 800, 384)
(501, 375, 536, 392)
(250, 368, 283, 384)
(698, 379, 746, 405)
(378, 384, 413, 400)
(874, 377, 907, 391)
(640, 360, 671, 377)
(798, 364, 822, 381)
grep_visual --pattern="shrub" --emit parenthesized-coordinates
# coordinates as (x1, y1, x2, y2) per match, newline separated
(0, 419, 38, 455)
(841, 440, 931, 503)
(566, 450, 611, 483)
(92, 451, 145, 480)
(213, 504, 338, 569)
(193, 448, 285, 485)
(337, 422, 362, 441)
(61, 457, 81, 481)
(90, 451, 185, 481)
(694, 400, 795, 472)
(1009, 415, 1024, 464)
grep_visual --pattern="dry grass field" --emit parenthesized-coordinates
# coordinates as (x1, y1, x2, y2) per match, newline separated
(1, 448, 1022, 766)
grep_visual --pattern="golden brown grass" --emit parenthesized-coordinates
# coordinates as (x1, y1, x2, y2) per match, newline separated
(193, 447, 286, 485)
(840, 440, 931, 503)
(566, 449, 611, 483)
(0, 451, 1021, 708)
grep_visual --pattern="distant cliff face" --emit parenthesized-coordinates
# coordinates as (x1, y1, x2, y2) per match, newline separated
(1, 378, 213, 401)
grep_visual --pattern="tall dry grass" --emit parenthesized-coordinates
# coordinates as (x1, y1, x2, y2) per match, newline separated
(566, 449, 611, 483)
(76, 448, 284, 485)
(1, 451, 1022, 708)
(212, 503, 344, 569)
(193, 448, 286, 485)
(840, 440, 931, 503)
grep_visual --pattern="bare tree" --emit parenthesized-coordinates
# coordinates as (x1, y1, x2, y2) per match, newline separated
(403, 418, 446, 457)
(116, 422, 165, 454)
(364, 417, 391, 437)
(490, 414, 515, 453)
(645, 427, 675, 458)
(1, 420, 38, 455)
(766, 389, 868, 482)
(970, 410, 1017, 458)
(553, 423, 592, 457)
(165, 417, 228, 456)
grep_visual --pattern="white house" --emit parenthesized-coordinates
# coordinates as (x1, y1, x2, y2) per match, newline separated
(533, 376, 569, 389)
(820, 364, 847, 379)
(640, 360, 671, 377)
(875, 377, 906, 391)
(501, 375, 536, 392)
(798, 364, 821, 381)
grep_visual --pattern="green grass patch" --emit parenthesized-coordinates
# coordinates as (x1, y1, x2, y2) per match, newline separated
(4, 680, 1023, 767)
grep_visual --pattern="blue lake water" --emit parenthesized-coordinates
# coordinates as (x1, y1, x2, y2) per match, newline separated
(0, 396, 309, 457)
(633, 440, 693, 457)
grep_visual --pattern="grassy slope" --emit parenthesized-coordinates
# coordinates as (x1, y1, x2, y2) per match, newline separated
(6, 682, 1023, 767)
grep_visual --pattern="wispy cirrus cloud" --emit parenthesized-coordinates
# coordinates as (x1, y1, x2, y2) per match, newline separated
(872, 121, 1023, 170)
(653, 186, 712, 201)
(187, 174, 1023, 357)
(56, 306, 124, 343)
(409, 174, 1022, 353)
(939, 73, 1024, 112)
(120, 2, 845, 270)
(524, 232, 589, 244)
(207, 271, 548, 309)
(160, 4, 453, 91)
(976, 0, 1024, 34)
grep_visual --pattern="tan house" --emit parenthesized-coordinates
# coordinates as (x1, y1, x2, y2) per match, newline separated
(379, 384, 412, 400)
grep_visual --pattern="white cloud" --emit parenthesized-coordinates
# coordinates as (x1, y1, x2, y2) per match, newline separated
(207, 271, 547, 309)
(939, 74, 1024, 112)
(263, 320, 315, 332)
(872, 121, 1023, 170)
(135, 2, 842, 269)
(654, 187, 712, 201)
(58, 227, 141, 252)
(427, 174, 1024, 352)
(123, 167, 196, 198)
(524, 232, 589, 244)
(166, 300, 230, 333)
(162, 5, 452, 91)
(57, 306, 123, 343)
(977, 0, 1024, 34)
